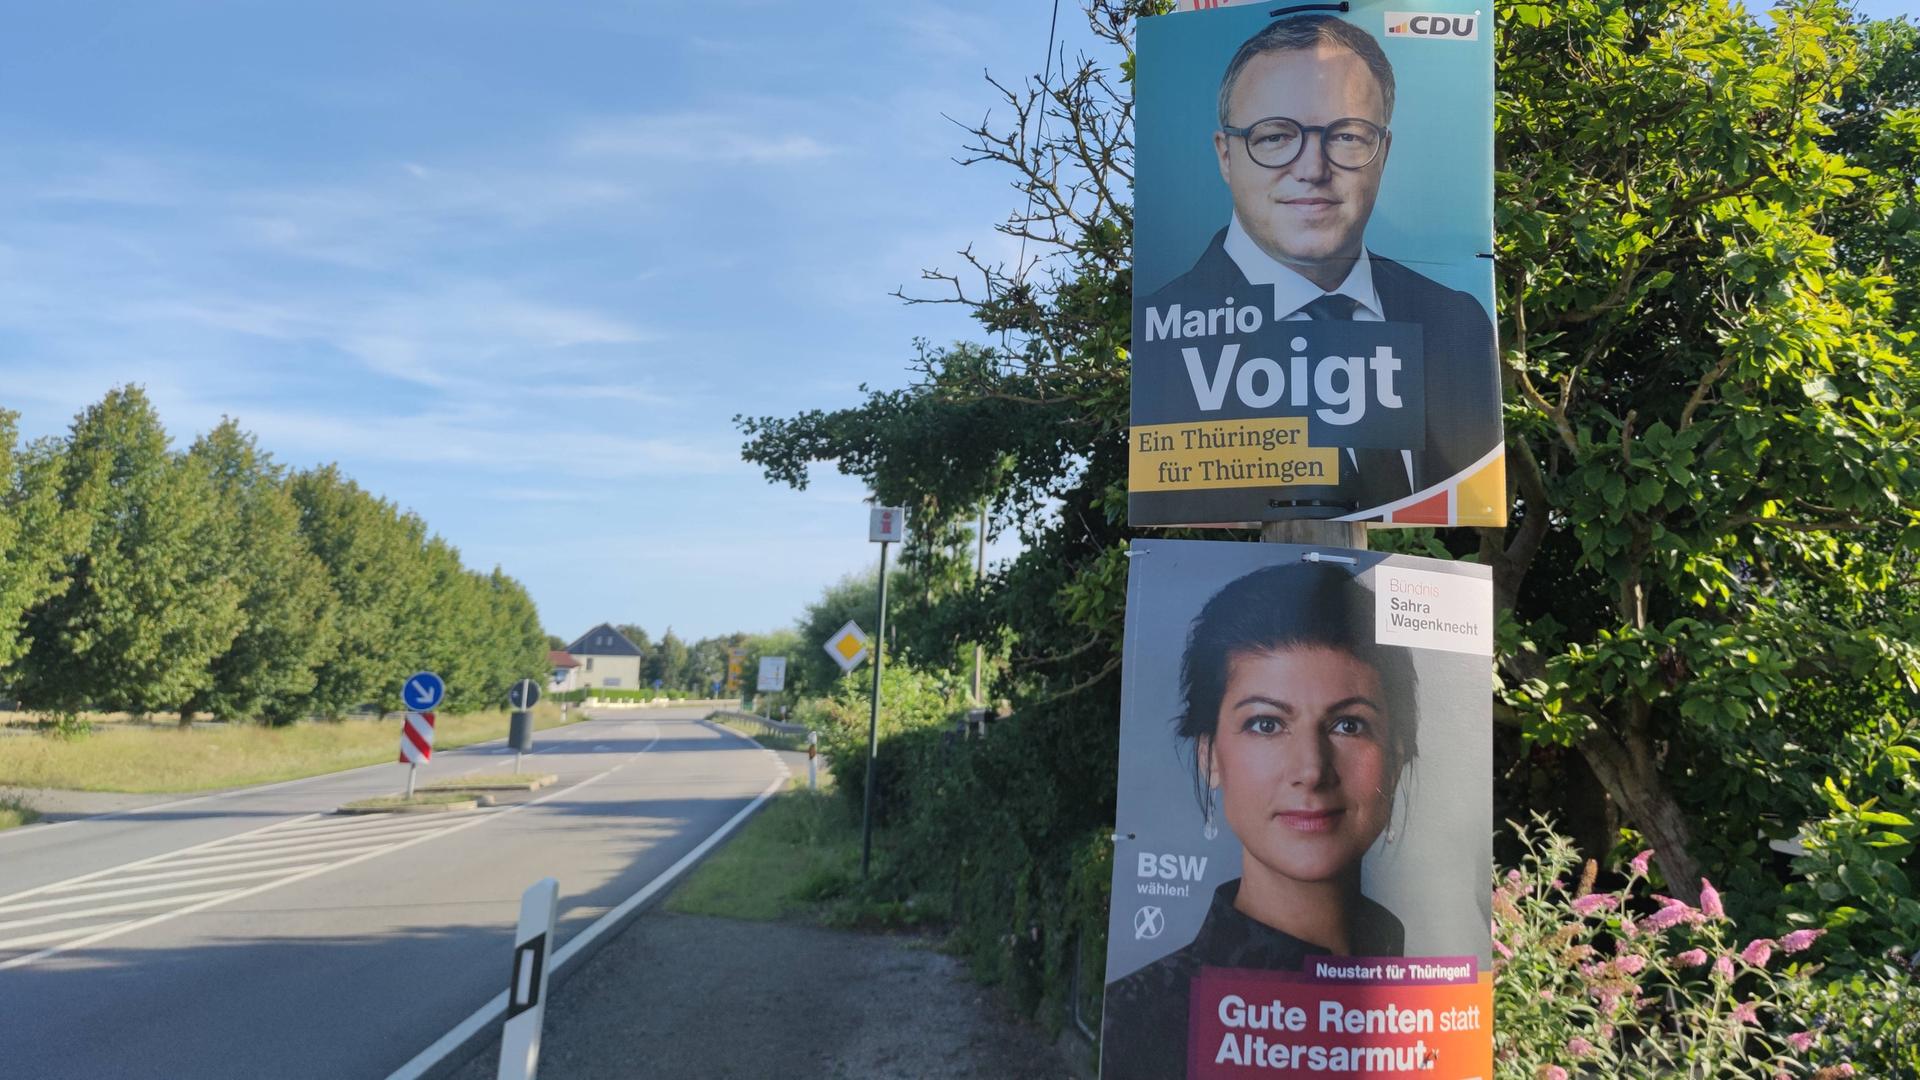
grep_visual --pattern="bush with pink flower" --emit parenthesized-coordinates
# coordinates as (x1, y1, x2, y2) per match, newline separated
(1489, 820, 1916, 1078)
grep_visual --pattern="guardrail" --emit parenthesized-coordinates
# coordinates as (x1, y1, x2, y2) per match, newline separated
(706, 709, 810, 737)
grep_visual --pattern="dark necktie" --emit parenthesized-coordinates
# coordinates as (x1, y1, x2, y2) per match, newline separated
(1296, 292, 1412, 505)
(1298, 293, 1362, 321)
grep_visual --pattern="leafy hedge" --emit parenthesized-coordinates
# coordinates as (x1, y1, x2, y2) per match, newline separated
(805, 665, 1117, 1031)
(555, 687, 708, 703)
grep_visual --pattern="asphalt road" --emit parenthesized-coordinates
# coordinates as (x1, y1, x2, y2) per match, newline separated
(0, 708, 786, 1080)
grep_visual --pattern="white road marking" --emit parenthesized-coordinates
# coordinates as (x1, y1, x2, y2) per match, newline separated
(385, 754, 790, 1080)
(0, 888, 244, 933)
(55, 849, 365, 889)
(6, 866, 328, 911)
(132, 829, 454, 871)
(0, 813, 321, 909)
(0, 720, 665, 972)
(0, 920, 138, 952)
(172, 815, 457, 854)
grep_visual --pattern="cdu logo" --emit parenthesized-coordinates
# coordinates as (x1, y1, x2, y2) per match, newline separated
(1384, 11, 1480, 40)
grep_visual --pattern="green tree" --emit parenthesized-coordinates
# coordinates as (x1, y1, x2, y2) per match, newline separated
(288, 465, 433, 716)
(740, 627, 803, 707)
(647, 627, 690, 690)
(182, 420, 337, 724)
(483, 567, 549, 699)
(0, 409, 84, 675)
(16, 387, 243, 716)
(615, 623, 652, 670)
(1490, 0, 1919, 900)
(787, 571, 882, 696)
(406, 538, 490, 712)
(741, 0, 1920, 1021)
(686, 634, 731, 695)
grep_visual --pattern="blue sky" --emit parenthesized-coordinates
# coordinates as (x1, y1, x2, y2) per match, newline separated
(1, 0, 1097, 642)
(2, 1, 1913, 644)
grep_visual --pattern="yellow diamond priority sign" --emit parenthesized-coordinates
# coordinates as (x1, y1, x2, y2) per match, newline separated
(824, 620, 869, 673)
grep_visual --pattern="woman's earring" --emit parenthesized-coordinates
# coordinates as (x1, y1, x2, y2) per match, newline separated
(1202, 788, 1220, 841)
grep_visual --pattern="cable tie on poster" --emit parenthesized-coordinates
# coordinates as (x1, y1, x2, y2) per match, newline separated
(1476, 252, 1497, 260)
(1270, 2, 1349, 17)
(1124, 549, 1151, 559)
(1302, 551, 1359, 566)
(1110, 832, 1136, 842)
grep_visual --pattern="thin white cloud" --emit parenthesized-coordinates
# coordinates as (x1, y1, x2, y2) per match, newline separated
(218, 403, 741, 478)
(887, 3, 994, 61)
(566, 111, 836, 164)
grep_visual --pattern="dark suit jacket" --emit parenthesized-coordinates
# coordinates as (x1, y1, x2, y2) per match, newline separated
(1141, 229, 1500, 506)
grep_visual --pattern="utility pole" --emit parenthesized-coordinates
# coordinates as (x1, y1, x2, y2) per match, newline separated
(861, 506, 905, 879)
(972, 502, 986, 704)
(861, 538, 890, 877)
(1259, 519, 1367, 549)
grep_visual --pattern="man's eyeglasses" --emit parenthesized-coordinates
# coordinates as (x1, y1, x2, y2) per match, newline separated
(1220, 116, 1388, 171)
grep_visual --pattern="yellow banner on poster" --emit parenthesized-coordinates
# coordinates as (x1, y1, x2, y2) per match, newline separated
(1129, 419, 1339, 492)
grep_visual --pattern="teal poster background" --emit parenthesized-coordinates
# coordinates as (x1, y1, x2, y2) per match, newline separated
(1133, 1, 1494, 313)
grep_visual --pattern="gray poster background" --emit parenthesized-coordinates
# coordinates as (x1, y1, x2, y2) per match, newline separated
(1103, 538, 1492, 983)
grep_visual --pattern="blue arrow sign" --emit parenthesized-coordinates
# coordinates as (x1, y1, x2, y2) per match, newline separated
(402, 671, 445, 712)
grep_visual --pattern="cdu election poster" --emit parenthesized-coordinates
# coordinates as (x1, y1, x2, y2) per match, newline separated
(1101, 539, 1492, 1079)
(1130, 1, 1504, 528)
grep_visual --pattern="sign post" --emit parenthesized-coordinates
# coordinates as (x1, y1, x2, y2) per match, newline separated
(823, 622, 869, 673)
(725, 647, 746, 697)
(508, 678, 541, 774)
(497, 876, 559, 1080)
(398, 671, 446, 798)
(755, 656, 787, 719)
(861, 507, 905, 878)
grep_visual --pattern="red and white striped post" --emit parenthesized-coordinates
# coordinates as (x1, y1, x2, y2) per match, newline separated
(398, 710, 437, 797)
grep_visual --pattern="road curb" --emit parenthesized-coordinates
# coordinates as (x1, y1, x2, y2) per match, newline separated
(385, 760, 791, 1080)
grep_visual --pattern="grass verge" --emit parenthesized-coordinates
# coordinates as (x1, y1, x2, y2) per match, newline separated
(339, 792, 481, 812)
(0, 794, 41, 831)
(666, 781, 945, 930)
(0, 703, 574, 794)
(666, 782, 863, 922)
(422, 772, 556, 791)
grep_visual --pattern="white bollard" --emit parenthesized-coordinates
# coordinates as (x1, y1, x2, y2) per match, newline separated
(807, 731, 819, 790)
(498, 877, 560, 1080)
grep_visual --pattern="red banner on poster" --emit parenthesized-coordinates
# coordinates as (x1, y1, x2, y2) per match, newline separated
(1188, 963, 1492, 1078)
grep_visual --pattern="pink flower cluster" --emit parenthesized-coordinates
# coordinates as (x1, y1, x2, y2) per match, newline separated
(1570, 893, 1618, 917)
(1780, 928, 1825, 954)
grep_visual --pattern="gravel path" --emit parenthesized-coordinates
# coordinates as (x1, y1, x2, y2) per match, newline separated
(449, 912, 1091, 1080)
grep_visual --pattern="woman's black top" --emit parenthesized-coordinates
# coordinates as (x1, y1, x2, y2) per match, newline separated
(1099, 879, 1404, 1080)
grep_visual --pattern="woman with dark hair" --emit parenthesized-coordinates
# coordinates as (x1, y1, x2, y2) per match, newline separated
(1101, 561, 1418, 1078)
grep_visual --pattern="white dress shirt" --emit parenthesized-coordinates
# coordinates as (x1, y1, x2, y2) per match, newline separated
(1222, 215, 1414, 494)
(1223, 216, 1384, 322)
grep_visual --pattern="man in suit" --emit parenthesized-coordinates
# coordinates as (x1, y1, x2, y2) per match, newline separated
(1140, 14, 1499, 513)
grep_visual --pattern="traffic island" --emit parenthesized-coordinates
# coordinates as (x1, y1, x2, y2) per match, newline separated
(337, 792, 490, 814)
(423, 773, 558, 794)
